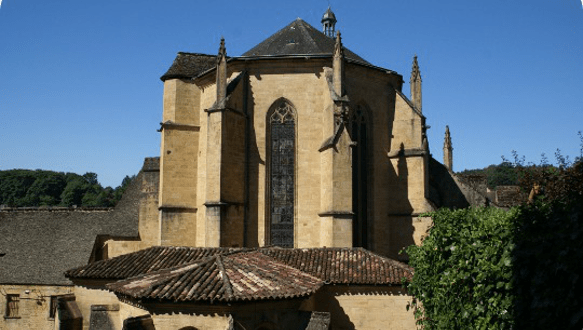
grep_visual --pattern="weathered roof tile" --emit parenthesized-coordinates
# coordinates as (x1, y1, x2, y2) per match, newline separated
(66, 246, 413, 286)
(106, 251, 323, 303)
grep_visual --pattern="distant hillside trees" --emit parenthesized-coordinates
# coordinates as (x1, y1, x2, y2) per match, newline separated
(458, 161, 519, 189)
(0, 170, 135, 207)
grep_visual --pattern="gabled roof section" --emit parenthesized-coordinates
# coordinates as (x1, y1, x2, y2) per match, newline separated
(241, 18, 370, 65)
(160, 52, 218, 81)
(66, 247, 413, 285)
(106, 251, 323, 303)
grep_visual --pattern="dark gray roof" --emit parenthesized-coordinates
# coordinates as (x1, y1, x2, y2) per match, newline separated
(160, 53, 218, 81)
(241, 18, 370, 65)
(0, 171, 145, 285)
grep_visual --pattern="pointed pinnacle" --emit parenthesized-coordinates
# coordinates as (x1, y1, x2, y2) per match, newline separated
(334, 31, 343, 55)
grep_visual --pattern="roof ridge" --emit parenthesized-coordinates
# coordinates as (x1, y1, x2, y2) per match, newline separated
(296, 19, 321, 53)
(215, 255, 234, 301)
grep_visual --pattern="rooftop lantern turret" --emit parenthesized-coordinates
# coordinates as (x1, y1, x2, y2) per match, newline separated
(322, 7, 337, 38)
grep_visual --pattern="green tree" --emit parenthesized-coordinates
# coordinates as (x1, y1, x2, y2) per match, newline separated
(60, 175, 92, 206)
(22, 171, 67, 206)
(0, 170, 36, 206)
(113, 175, 135, 204)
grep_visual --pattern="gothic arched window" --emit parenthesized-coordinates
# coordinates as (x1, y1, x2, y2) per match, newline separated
(268, 100, 296, 248)
(351, 104, 369, 248)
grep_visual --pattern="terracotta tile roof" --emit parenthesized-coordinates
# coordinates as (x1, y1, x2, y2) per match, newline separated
(65, 246, 237, 280)
(106, 251, 323, 303)
(66, 247, 412, 285)
(261, 247, 413, 284)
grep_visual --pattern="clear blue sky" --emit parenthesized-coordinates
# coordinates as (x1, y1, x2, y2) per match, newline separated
(1, 0, 582, 188)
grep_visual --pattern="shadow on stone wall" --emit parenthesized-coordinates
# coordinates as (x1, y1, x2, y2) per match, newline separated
(428, 157, 471, 209)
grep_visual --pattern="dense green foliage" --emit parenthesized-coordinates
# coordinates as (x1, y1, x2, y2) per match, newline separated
(0, 169, 134, 207)
(406, 158, 583, 329)
(513, 198, 583, 329)
(406, 207, 517, 329)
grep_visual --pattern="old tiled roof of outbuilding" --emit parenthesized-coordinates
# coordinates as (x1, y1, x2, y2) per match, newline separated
(0, 170, 146, 285)
(242, 18, 370, 65)
(106, 251, 323, 303)
(261, 247, 413, 284)
(66, 246, 413, 285)
(65, 246, 237, 279)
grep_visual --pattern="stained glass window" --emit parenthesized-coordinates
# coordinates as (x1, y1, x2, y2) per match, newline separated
(269, 101, 295, 247)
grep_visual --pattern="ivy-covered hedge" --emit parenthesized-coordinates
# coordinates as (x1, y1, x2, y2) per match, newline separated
(406, 200, 583, 329)
(513, 199, 583, 329)
(406, 207, 517, 329)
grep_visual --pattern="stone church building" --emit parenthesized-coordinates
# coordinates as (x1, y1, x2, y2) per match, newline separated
(1, 8, 482, 330)
(153, 14, 434, 257)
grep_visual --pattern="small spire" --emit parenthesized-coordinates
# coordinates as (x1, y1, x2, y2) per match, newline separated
(333, 31, 345, 97)
(410, 55, 421, 83)
(322, 7, 337, 38)
(443, 125, 453, 171)
(334, 31, 344, 57)
(410, 55, 422, 113)
(216, 37, 227, 109)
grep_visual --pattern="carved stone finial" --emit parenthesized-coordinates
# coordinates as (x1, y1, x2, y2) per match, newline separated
(334, 31, 343, 56)
(410, 55, 421, 83)
(217, 37, 226, 64)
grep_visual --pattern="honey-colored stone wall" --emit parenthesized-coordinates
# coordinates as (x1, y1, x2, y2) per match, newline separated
(0, 284, 72, 330)
(119, 302, 230, 330)
(312, 286, 416, 330)
(157, 57, 433, 256)
(159, 78, 201, 247)
(72, 282, 122, 330)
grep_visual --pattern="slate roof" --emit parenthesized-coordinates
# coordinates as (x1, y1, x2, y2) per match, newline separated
(66, 246, 413, 285)
(160, 19, 375, 81)
(160, 53, 218, 81)
(106, 251, 323, 303)
(0, 171, 145, 285)
(242, 18, 370, 65)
